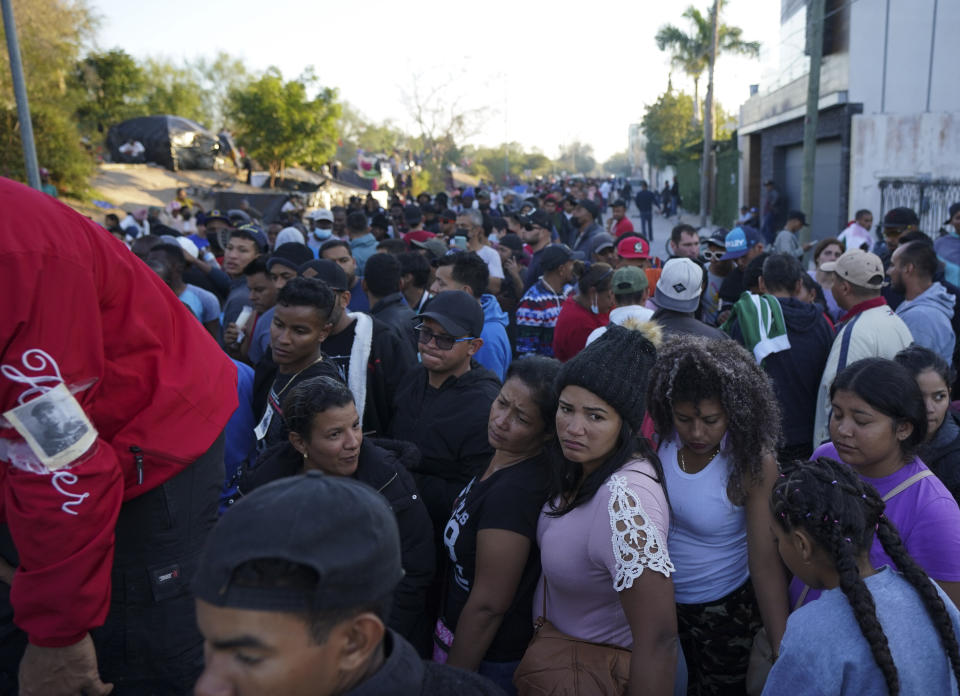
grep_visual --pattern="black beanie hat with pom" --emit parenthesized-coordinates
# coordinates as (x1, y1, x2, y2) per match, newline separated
(556, 324, 657, 431)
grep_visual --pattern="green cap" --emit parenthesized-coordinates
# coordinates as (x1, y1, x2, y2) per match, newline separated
(612, 266, 648, 295)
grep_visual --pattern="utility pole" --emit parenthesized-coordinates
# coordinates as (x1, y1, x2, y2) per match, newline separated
(1, 0, 41, 190)
(800, 0, 826, 248)
(700, 0, 720, 227)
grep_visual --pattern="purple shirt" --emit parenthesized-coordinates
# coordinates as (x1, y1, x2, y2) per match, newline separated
(790, 443, 960, 606)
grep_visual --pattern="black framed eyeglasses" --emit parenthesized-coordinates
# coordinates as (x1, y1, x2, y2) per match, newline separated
(414, 325, 476, 351)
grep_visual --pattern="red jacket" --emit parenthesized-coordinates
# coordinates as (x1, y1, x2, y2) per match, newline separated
(0, 178, 237, 647)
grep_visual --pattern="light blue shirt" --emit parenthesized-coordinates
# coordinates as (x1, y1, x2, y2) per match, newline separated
(764, 567, 960, 695)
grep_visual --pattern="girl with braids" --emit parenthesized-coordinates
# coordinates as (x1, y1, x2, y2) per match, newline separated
(894, 345, 960, 504)
(801, 357, 960, 609)
(237, 375, 436, 652)
(647, 335, 789, 695)
(766, 456, 960, 695)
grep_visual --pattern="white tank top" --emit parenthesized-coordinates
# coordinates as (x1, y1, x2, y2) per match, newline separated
(660, 436, 749, 603)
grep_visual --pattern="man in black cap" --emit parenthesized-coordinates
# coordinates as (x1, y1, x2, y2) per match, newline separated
(516, 244, 576, 357)
(880, 206, 920, 264)
(402, 205, 437, 245)
(301, 259, 415, 436)
(387, 291, 500, 534)
(192, 474, 503, 696)
(320, 239, 370, 312)
(570, 199, 603, 258)
(772, 210, 814, 260)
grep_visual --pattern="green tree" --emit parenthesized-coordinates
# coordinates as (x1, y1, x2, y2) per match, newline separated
(141, 58, 206, 125)
(191, 52, 250, 129)
(0, 0, 97, 194)
(655, 3, 759, 123)
(603, 151, 631, 176)
(73, 49, 146, 135)
(640, 88, 699, 169)
(229, 67, 341, 186)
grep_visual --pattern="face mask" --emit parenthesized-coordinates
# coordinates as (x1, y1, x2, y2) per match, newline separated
(590, 292, 599, 314)
(313, 227, 333, 240)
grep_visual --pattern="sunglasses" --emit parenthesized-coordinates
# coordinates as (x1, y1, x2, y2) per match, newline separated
(701, 249, 725, 261)
(414, 325, 475, 351)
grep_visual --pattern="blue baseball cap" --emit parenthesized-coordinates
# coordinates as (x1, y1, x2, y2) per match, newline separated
(721, 226, 764, 260)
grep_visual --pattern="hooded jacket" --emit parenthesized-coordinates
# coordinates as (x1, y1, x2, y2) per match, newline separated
(388, 362, 501, 531)
(0, 178, 237, 646)
(730, 297, 834, 448)
(238, 438, 435, 645)
(370, 292, 417, 352)
(896, 283, 956, 365)
(477, 294, 511, 381)
(919, 411, 960, 506)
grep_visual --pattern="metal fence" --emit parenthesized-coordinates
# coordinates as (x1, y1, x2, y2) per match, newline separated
(878, 178, 960, 236)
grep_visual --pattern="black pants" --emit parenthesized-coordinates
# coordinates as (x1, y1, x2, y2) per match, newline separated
(0, 433, 224, 696)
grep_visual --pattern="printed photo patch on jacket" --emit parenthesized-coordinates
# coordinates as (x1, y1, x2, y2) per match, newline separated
(3, 383, 97, 471)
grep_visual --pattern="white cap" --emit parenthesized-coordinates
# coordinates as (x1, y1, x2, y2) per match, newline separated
(176, 236, 199, 261)
(310, 209, 334, 223)
(655, 257, 704, 313)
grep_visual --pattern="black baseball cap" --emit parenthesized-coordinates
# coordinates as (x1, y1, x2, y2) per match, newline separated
(529, 210, 553, 230)
(298, 258, 348, 291)
(267, 243, 314, 272)
(419, 290, 483, 338)
(540, 244, 574, 271)
(403, 204, 422, 225)
(192, 473, 403, 612)
(883, 207, 919, 228)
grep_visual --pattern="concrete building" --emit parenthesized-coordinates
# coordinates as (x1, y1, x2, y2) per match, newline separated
(738, 0, 960, 240)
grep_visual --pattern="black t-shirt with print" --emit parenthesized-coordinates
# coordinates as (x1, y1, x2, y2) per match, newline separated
(441, 454, 548, 662)
(322, 319, 357, 379)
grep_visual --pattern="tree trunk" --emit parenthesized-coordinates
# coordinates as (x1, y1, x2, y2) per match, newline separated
(692, 77, 701, 126)
(700, 0, 720, 226)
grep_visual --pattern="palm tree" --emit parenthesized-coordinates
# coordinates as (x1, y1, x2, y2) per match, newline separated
(655, 3, 760, 124)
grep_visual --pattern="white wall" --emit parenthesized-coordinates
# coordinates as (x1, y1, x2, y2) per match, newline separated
(848, 112, 960, 218)
(848, 0, 960, 115)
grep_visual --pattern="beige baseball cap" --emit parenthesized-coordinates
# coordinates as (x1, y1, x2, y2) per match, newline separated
(820, 249, 887, 289)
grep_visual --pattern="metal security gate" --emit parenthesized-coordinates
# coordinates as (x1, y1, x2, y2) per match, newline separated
(878, 178, 960, 236)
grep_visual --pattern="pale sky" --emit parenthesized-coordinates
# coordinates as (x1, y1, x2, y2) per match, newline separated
(89, 0, 781, 163)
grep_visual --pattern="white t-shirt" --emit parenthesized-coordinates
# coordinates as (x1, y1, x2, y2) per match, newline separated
(475, 244, 504, 279)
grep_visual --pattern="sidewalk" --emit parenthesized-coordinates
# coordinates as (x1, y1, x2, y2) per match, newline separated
(622, 207, 699, 259)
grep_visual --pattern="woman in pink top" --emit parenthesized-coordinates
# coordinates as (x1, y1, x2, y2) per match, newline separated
(534, 324, 681, 695)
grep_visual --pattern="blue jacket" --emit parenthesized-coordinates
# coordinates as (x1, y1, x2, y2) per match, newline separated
(350, 233, 378, 276)
(221, 359, 256, 513)
(896, 282, 956, 365)
(477, 294, 511, 381)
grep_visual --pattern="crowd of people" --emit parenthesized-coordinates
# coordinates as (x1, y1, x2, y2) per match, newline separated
(2, 171, 960, 696)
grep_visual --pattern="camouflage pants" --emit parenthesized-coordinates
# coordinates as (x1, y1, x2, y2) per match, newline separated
(676, 579, 762, 696)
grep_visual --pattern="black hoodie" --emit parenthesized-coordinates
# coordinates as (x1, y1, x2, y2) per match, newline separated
(388, 361, 501, 532)
(730, 296, 834, 449)
(919, 411, 960, 506)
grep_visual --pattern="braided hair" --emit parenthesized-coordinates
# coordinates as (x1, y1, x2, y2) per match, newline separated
(772, 457, 960, 695)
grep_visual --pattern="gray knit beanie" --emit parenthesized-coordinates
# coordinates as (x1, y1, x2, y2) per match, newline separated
(556, 324, 657, 431)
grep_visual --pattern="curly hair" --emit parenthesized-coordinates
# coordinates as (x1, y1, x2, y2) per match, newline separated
(772, 457, 960, 695)
(647, 335, 781, 504)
